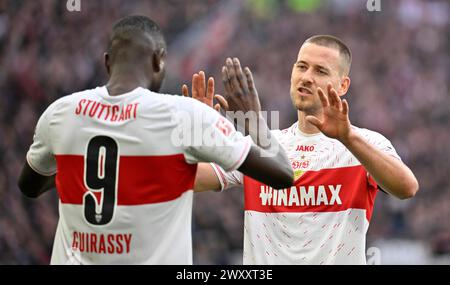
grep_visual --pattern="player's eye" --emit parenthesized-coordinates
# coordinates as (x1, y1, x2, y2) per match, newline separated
(317, 69, 328, 75)
(297, 65, 307, 71)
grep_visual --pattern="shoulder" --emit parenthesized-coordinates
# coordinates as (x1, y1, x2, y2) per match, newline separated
(138, 90, 201, 111)
(51, 87, 101, 107)
(270, 129, 284, 140)
(44, 88, 100, 116)
(164, 94, 220, 119)
(40, 95, 73, 118)
(270, 123, 296, 142)
(169, 94, 214, 112)
(351, 125, 392, 145)
(135, 91, 221, 126)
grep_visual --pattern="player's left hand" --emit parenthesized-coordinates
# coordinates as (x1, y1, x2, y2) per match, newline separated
(182, 71, 228, 112)
(222, 58, 262, 115)
(305, 83, 352, 143)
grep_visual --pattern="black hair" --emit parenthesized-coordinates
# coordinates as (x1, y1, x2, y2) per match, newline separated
(108, 15, 166, 54)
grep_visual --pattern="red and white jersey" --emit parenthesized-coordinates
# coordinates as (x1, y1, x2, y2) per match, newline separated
(212, 122, 400, 264)
(26, 86, 251, 265)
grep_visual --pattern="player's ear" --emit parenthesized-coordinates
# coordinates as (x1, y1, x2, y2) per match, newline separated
(339, 76, 350, 96)
(153, 48, 166, 73)
(104, 52, 111, 76)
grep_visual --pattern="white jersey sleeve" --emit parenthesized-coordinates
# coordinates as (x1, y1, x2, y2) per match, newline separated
(357, 128, 401, 160)
(208, 128, 287, 191)
(210, 163, 244, 190)
(26, 102, 57, 176)
(173, 98, 252, 172)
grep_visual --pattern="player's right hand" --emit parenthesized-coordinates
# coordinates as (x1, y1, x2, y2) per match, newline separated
(182, 71, 228, 112)
(221, 58, 262, 115)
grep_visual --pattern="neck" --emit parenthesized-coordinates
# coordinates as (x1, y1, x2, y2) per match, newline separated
(297, 110, 322, 135)
(106, 68, 151, 96)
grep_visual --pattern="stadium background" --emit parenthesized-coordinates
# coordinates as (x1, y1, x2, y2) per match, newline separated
(0, 0, 448, 264)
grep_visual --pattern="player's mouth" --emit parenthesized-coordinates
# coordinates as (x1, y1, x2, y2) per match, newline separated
(297, 87, 313, 96)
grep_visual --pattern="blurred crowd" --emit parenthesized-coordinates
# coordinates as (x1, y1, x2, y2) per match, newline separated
(0, 0, 448, 264)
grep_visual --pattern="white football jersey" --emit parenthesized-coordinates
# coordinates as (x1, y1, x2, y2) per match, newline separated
(27, 86, 252, 265)
(211, 122, 400, 265)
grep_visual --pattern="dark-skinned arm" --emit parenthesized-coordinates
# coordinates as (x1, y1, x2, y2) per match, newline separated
(18, 162, 55, 198)
(183, 62, 294, 192)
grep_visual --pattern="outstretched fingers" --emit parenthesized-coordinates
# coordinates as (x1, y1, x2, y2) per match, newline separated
(244, 67, 256, 94)
(198, 71, 206, 99)
(317, 87, 329, 108)
(214, 94, 229, 111)
(305, 115, 323, 130)
(207, 77, 214, 101)
(342, 99, 349, 116)
(233, 58, 248, 92)
(182, 84, 189, 97)
(222, 66, 232, 97)
(192, 73, 199, 99)
(327, 83, 342, 111)
(226, 58, 241, 95)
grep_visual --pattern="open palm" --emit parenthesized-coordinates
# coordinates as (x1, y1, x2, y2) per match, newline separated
(305, 83, 351, 142)
(182, 71, 227, 112)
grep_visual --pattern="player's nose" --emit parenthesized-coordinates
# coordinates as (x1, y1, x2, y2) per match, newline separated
(298, 68, 314, 85)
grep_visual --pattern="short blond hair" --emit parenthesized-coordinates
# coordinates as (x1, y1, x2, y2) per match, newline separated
(305, 35, 352, 75)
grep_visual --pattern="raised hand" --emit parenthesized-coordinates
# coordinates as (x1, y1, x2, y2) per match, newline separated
(221, 58, 261, 114)
(305, 83, 352, 143)
(182, 71, 228, 112)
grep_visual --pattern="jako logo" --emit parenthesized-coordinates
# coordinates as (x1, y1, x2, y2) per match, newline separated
(296, 145, 315, 152)
(366, 0, 381, 12)
(67, 0, 81, 12)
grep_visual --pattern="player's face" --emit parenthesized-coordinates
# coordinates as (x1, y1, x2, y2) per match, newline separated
(290, 43, 345, 114)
